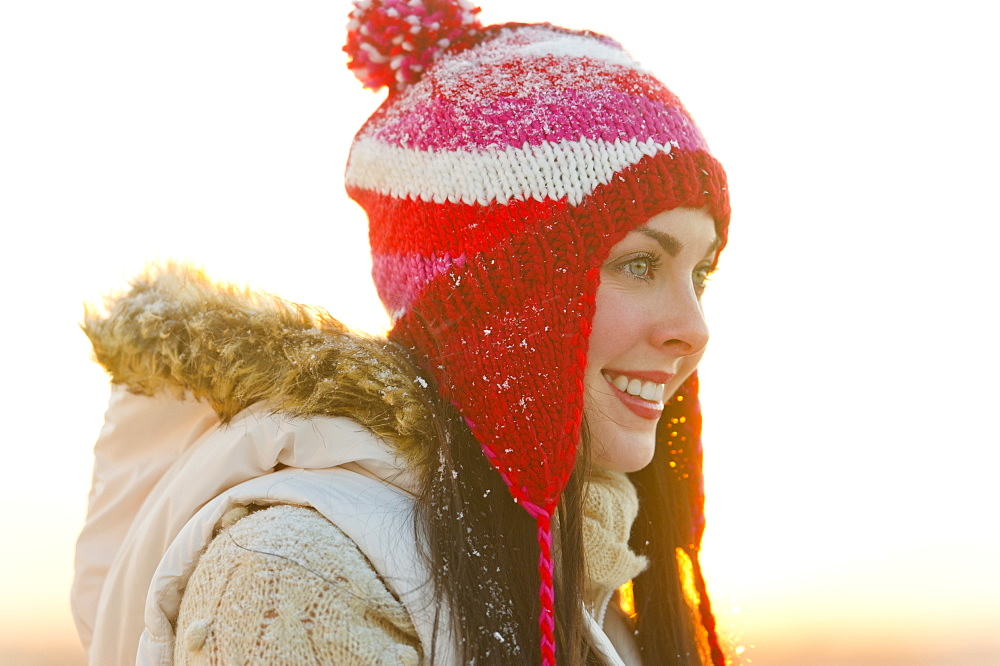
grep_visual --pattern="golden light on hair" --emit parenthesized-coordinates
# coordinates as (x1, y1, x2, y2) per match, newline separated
(676, 547, 702, 610)
(617, 579, 637, 620)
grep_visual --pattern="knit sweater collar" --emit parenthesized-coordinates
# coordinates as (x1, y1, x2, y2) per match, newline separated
(582, 467, 649, 625)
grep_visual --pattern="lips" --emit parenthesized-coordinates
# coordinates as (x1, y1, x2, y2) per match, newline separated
(601, 370, 673, 420)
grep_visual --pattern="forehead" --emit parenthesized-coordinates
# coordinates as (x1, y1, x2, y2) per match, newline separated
(628, 208, 719, 256)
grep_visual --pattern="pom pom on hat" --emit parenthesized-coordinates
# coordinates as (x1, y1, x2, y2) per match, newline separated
(345, 0, 483, 91)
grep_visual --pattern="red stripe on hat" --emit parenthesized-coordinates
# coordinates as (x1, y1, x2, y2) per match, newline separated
(352, 188, 571, 257)
(351, 149, 728, 258)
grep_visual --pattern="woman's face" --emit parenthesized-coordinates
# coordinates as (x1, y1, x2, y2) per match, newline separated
(585, 207, 719, 472)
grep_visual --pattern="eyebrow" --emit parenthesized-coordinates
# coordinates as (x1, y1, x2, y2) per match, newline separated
(637, 228, 684, 257)
(636, 228, 722, 258)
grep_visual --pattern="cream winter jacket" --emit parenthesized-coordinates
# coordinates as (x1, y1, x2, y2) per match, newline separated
(73, 265, 647, 665)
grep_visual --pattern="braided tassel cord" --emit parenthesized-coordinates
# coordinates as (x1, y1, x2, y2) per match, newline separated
(690, 550, 725, 666)
(520, 501, 557, 666)
(535, 512, 556, 666)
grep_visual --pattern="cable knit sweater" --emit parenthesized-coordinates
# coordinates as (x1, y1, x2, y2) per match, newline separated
(174, 468, 647, 665)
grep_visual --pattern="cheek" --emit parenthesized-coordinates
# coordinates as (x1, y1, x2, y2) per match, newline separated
(588, 286, 637, 367)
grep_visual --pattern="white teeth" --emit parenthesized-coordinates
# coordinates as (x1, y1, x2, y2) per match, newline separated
(603, 372, 666, 403)
(640, 382, 658, 400)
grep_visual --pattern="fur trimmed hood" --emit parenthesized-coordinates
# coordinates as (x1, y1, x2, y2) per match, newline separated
(83, 263, 436, 464)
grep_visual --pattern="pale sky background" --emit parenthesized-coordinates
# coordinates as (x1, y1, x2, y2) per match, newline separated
(2, 1, 998, 665)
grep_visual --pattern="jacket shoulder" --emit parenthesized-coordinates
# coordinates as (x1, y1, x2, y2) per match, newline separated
(83, 263, 436, 462)
(175, 504, 421, 665)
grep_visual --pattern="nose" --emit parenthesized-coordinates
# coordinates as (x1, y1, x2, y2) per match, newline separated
(650, 288, 710, 357)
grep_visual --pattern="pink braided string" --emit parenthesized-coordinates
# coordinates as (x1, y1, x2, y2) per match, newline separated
(522, 501, 556, 666)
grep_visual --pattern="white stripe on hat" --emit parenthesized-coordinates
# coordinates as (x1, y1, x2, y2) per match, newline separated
(346, 135, 674, 206)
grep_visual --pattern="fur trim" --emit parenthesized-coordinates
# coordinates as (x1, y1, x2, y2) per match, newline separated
(83, 263, 436, 463)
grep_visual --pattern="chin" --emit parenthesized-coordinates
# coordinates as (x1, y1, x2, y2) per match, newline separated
(591, 432, 657, 473)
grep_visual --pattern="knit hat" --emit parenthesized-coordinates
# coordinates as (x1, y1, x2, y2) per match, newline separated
(344, 2, 729, 663)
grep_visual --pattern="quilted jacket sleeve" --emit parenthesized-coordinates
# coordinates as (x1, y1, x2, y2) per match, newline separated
(174, 504, 421, 665)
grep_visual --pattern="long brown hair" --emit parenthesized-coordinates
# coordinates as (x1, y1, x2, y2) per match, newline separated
(629, 444, 704, 663)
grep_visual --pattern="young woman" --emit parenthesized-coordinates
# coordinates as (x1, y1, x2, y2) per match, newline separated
(72, 2, 730, 664)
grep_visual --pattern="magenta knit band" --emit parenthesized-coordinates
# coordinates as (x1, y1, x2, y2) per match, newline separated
(368, 92, 707, 152)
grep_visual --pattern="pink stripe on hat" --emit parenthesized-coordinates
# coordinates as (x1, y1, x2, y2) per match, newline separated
(367, 90, 708, 153)
(372, 251, 468, 317)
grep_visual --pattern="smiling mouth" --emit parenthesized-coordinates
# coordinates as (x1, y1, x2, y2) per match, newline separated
(601, 372, 669, 420)
(602, 372, 667, 402)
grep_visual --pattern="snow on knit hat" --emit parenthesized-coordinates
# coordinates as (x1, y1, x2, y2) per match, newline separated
(344, 1, 730, 663)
